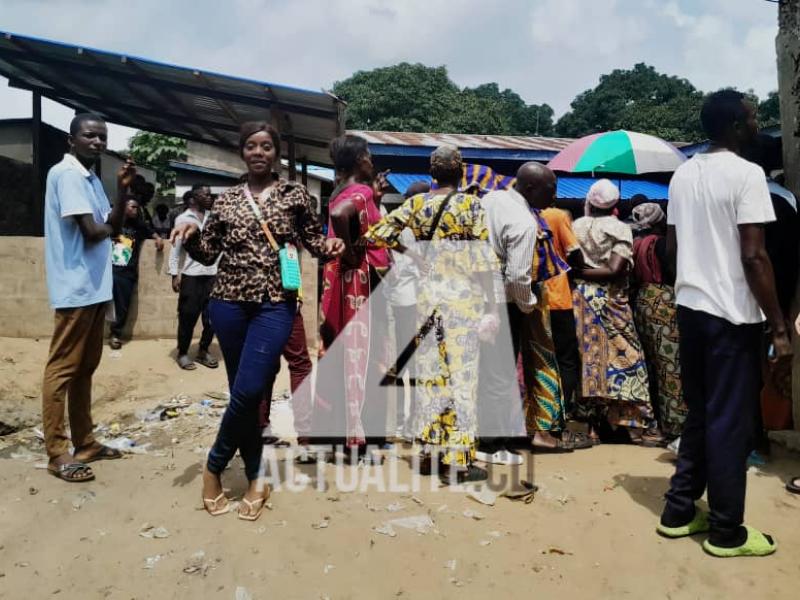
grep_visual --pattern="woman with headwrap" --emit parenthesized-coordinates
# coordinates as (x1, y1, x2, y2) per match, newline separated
(364, 145, 498, 483)
(571, 179, 656, 444)
(631, 202, 685, 440)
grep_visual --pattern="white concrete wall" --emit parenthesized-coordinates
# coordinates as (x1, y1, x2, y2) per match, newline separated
(0, 122, 31, 163)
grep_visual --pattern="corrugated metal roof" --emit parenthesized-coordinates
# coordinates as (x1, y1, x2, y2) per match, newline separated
(350, 130, 574, 152)
(621, 179, 669, 200)
(386, 173, 432, 194)
(558, 177, 668, 200)
(0, 30, 345, 165)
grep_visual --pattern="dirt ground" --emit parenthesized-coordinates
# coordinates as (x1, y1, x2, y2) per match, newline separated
(0, 337, 799, 600)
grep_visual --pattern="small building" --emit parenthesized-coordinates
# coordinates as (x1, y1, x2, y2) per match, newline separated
(0, 118, 155, 235)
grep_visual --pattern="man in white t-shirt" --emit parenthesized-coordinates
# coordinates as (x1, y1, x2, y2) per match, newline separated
(169, 185, 219, 370)
(657, 90, 791, 557)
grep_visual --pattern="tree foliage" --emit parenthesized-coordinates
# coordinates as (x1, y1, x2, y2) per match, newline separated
(126, 131, 187, 194)
(758, 90, 780, 128)
(555, 63, 706, 142)
(332, 63, 554, 136)
(555, 63, 781, 142)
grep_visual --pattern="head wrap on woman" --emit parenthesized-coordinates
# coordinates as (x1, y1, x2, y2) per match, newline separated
(631, 202, 666, 231)
(585, 179, 621, 215)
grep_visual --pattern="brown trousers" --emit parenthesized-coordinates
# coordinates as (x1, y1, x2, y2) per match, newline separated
(42, 302, 106, 458)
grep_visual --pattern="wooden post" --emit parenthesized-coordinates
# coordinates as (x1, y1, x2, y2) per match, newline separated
(777, 0, 800, 435)
(287, 136, 297, 181)
(301, 157, 308, 187)
(31, 91, 42, 235)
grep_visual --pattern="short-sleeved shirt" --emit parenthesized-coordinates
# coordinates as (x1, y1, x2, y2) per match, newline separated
(44, 154, 113, 309)
(668, 151, 775, 324)
(541, 207, 580, 310)
(573, 215, 633, 269)
(112, 219, 154, 277)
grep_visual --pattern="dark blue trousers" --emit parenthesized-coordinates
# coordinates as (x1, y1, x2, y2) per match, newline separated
(662, 307, 762, 545)
(206, 298, 296, 481)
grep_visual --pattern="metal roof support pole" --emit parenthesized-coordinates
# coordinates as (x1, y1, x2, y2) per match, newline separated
(31, 90, 43, 235)
(301, 157, 308, 187)
(287, 136, 297, 182)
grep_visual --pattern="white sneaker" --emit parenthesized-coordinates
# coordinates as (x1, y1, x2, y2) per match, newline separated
(474, 449, 524, 466)
(667, 437, 681, 456)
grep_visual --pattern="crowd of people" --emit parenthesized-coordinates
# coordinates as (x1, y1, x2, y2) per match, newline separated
(39, 89, 799, 556)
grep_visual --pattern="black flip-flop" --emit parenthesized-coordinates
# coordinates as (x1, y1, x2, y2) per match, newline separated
(532, 440, 575, 454)
(786, 477, 800, 494)
(48, 462, 95, 482)
(76, 445, 123, 463)
(195, 353, 219, 369)
(561, 431, 593, 450)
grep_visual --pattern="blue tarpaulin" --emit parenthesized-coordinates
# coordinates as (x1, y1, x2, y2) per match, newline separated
(387, 172, 669, 200)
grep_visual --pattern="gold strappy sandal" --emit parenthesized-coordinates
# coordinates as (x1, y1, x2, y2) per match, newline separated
(202, 492, 230, 516)
(238, 486, 270, 521)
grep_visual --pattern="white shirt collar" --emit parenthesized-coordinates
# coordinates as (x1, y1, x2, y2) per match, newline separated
(62, 153, 94, 178)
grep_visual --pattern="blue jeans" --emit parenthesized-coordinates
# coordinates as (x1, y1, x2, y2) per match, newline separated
(206, 298, 296, 481)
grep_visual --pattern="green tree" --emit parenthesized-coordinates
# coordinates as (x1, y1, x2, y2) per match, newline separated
(333, 63, 460, 132)
(126, 131, 187, 195)
(758, 90, 780, 128)
(556, 63, 706, 142)
(454, 83, 554, 136)
(332, 63, 553, 136)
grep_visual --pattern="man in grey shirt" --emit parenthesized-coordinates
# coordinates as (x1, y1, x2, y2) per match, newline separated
(475, 166, 539, 465)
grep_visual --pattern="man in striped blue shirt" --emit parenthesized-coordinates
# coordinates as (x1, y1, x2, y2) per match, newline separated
(475, 165, 539, 465)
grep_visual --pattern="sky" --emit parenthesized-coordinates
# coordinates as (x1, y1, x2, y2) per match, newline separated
(0, 0, 782, 149)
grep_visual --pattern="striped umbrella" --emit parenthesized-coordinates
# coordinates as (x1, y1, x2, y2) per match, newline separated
(548, 130, 686, 175)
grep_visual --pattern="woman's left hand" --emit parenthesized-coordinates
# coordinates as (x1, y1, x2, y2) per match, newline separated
(373, 169, 391, 202)
(325, 237, 346, 258)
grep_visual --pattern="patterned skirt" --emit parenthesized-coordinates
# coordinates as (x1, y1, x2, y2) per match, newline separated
(633, 283, 686, 437)
(573, 280, 653, 429)
(521, 287, 565, 433)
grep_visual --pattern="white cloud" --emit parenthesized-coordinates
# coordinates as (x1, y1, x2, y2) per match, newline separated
(531, 0, 649, 57)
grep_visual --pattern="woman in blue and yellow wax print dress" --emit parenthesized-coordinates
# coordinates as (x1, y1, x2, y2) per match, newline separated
(571, 179, 659, 445)
(364, 145, 498, 483)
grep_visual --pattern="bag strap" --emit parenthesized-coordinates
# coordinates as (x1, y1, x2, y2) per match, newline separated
(243, 185, 280, 252)
(422, 190, 457, 242)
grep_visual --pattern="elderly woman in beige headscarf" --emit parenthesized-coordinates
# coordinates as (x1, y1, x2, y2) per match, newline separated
(364, 145, 497, 483)
(631, 202, 684, 441)
(571, 180, 657, 445)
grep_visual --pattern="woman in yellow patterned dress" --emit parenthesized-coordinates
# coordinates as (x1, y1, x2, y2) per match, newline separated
(364, 146, 497, 483)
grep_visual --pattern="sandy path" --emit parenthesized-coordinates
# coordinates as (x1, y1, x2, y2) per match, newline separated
(0, 338, 799, 600)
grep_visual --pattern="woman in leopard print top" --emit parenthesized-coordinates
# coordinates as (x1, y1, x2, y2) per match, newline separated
(173, 122, 344, 520)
